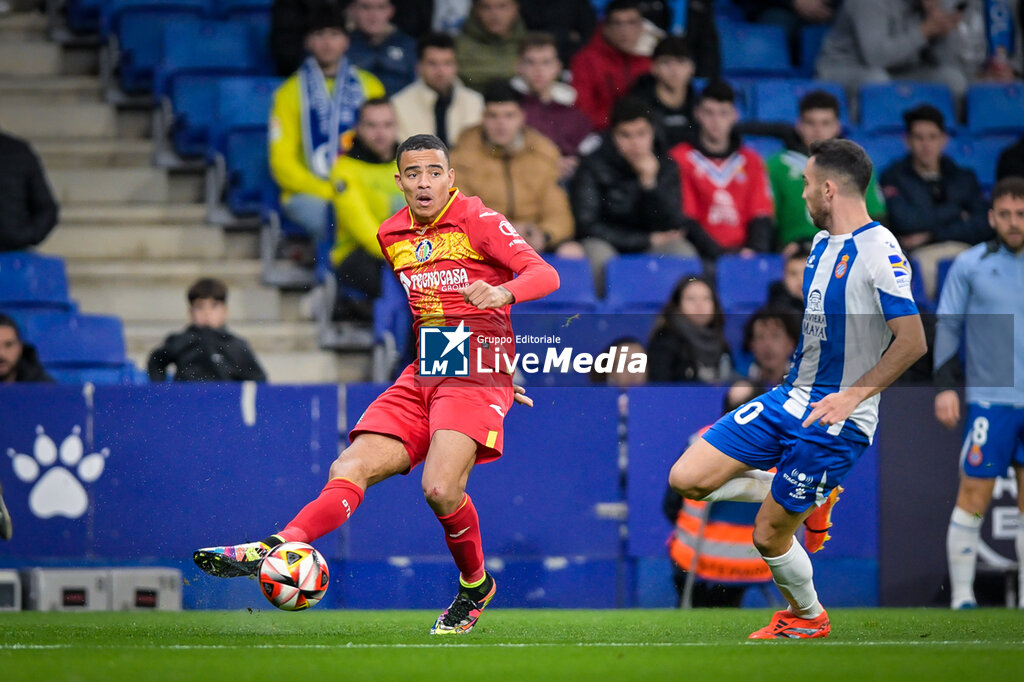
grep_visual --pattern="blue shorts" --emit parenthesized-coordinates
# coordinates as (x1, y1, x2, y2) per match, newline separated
(702, 387, 869, 513)
(960, 403, 1024, 478)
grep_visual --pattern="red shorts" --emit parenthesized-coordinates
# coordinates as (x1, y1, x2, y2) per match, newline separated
(348, 363, 514, 472)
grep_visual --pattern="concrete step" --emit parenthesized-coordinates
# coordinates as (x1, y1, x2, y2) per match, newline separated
(48, 167, 169, 203)
(0, 101, 116, 138)
(67, 259, 264, 285)
(74, 282, 282, 324)
(0, 41, 61, 77)
(60, 203, 207, 225)
(0, 75, 101, 101)
(125, 321, 322, 355)
(126, 349, 371, 384)
(39, 224, 229, 261)
(0, 12, 48, 40)
(35, 138, 152, 168)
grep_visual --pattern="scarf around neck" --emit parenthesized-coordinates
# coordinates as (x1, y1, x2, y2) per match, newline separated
(298, 56, 365, 178)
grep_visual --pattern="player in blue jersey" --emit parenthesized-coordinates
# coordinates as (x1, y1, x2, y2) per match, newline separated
(668, 139, 927, 639)
(934, 176, 1024, 610)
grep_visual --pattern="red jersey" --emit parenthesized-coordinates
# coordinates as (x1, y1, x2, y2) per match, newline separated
(377, 188, 558, 368)
(670, 143, 775, 251)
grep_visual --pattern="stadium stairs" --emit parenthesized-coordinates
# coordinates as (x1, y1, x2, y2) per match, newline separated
(0, 11, 370, 383)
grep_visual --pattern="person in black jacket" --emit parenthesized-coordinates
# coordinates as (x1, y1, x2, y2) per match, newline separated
(647, 275, 734, 384)
(996, 136, 1024, 182)
(629, 35, 697, 149)
(148, 278, 267, 382)
(571, 97, 717, 291)
(0, 130, 59, 253)
(880, 104, 993, 300)
(0, 314, 54, 384)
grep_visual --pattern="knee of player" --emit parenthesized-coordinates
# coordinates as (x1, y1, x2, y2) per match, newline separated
(422, 482, 463, 509)
(328, 449, 364, 481)
(751, 522, 789, 557)
(668, 463, 708, 500)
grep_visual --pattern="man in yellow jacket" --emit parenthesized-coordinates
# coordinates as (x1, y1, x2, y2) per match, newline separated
(269, 6, 385, 245)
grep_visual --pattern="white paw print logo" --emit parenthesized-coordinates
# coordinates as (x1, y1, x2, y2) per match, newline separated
(7, 426, 109, 519)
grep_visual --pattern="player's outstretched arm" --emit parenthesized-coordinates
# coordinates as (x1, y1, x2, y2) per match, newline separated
(803, 314, 927, 427)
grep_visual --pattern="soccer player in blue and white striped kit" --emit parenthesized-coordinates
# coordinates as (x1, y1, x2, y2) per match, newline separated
(934, 176, 1024, 610)
(669, 139, 927, 639)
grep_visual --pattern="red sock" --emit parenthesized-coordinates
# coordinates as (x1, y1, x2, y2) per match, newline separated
(436, 494, 485, 584)
(277, 477, 364, 544)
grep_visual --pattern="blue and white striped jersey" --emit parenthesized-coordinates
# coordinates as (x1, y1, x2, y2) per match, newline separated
(779, 221, 919, 442)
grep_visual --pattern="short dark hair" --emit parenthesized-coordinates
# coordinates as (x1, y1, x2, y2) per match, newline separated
(0, 313, 21, 342)
(798, 90, 840, 118)
(517, 31, 558, 57)
(652, 35, 691, 61)
(482, 80, 521, 106)
(187, 278, 228, 304)
(786, 246, 811, 263)
(609, 95, 652, 128)
(903, 104, 946, 134)
(743, 306, 801, 353)
(306, 4, 347, 34)
(991, 176, 1024, 204)
(396, 134, 450, 169)
(604, 0, 642, 17)
(417, 32, 455, 60)
(808, 138, 873, 196)
(698, 79, 735, 105)
(359, 97, 392, 117)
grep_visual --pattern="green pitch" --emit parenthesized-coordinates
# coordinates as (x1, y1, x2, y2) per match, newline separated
(1, 609, 1022, 681)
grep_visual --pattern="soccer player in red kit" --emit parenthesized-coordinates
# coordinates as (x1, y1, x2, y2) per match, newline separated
(193, 134, 559, 634)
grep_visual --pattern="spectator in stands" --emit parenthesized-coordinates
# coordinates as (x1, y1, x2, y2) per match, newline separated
(451, 82, 581, 257)
(0, 129, 59, 253)
(816, 0, 971, 103)
(670, 81, 776, 255)
(570, 0, 652, 130)
(148, 278, 267, 383)
(517, 0, 596, 64)
(766, 248, 808, 317)
(270, 0, 340, 76)
(269, 7, 385, 245)
(647, 275, 734, 384)
(733, 0, 834, 63)
(0, 314, 53, 384)
(590, 336, 648, 387)
(629, 35, 697, 149)
(571, 97, 716, 290)
(392, 32, 484, 146)
(880, 104, 992, 299)
(455, 0, 527, 92)
(765, 90, 886, 253)
(328, 98, 403, 321)
(511, 32, 593, 180)
(346, 0, 417, 95)
(743, 307, 800, 387)
(997, 136, 1024, 181)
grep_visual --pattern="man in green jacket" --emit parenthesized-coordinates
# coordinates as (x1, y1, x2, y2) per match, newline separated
(455, 0, 527, 92)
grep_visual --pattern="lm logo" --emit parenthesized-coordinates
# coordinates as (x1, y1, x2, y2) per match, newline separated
(419, 321, 471, 377)
(7, 426, 109, 519)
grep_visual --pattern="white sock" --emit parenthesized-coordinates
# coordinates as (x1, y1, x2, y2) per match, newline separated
(702, 470, 774, 503)
(762, 540, 823, 618)
(1017, 511, 1024, 609)
(947, 506, 983, 608)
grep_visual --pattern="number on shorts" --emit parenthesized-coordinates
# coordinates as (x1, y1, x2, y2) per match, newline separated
(971, 416, 989, 446)
(733, 401, 764, 425)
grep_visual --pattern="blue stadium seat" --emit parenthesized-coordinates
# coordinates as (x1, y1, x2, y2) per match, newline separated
(966, 83, 1024, 136)
(66, 0, 105, 34)
(752, 79, 849, 126)
(604, 254, 704, 312)
(945, 134, 1017, 192)
(846, 132, 907, 176)
(209, 76, 280, 155)
(715, 253, 784, 312)
(515, 256, 599, 313)
(936, 258, 955, 302)
(744, 135, 784, 161)
(799, 24, 829, 78)
(224, 129, 271, 215)
(47, 365, 147, 385)
(719, 21, 794, 78)
(858, 82, 955, 135)
(21, 312, 128, 368)
(907, 257, 934, 313)
(154, 19, 261, 156)
(0, 253, 73, 311)
(101, 0, 210, 93)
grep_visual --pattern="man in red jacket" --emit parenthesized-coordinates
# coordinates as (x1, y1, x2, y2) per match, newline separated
(570, 0, 651, 130)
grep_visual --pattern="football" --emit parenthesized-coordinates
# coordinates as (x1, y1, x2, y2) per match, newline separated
(258, 542, 330, 611)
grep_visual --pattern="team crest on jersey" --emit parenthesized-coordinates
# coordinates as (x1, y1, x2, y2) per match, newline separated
(415, 240, 434, 262)
(968, 443, 983, 467)
(834, 254, 849, 279)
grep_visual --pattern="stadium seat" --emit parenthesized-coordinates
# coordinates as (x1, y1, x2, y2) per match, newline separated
(0, 253, 74, 312)
(719, 21, 794, 78)
(714, 253, 784, 312)
(966, 83, 1024, 136)
(858, 82, 955, 135)
(744, 135, 784, 161)
(216, 0, 273, 73)
(66, 0, 104, 34)
(604, 254, 703, 312)
(101, 0, 210, 93)
(907, 257, 934, 313)
(371, 270, 413, 381)
(209, 76, 280, 155)
(47, 365, 147, 385)
(515, 256, 599, 313)
(153, 19, 261, 157)
(798, 24, 829, 78)
(224, 129, 271, 216)
(945, 134, 1017, 192)
(21, 312, 128, 368)
(846, 132, 907, 176)
(752, 79, 849, 126)
(936, 258, 955, 302)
